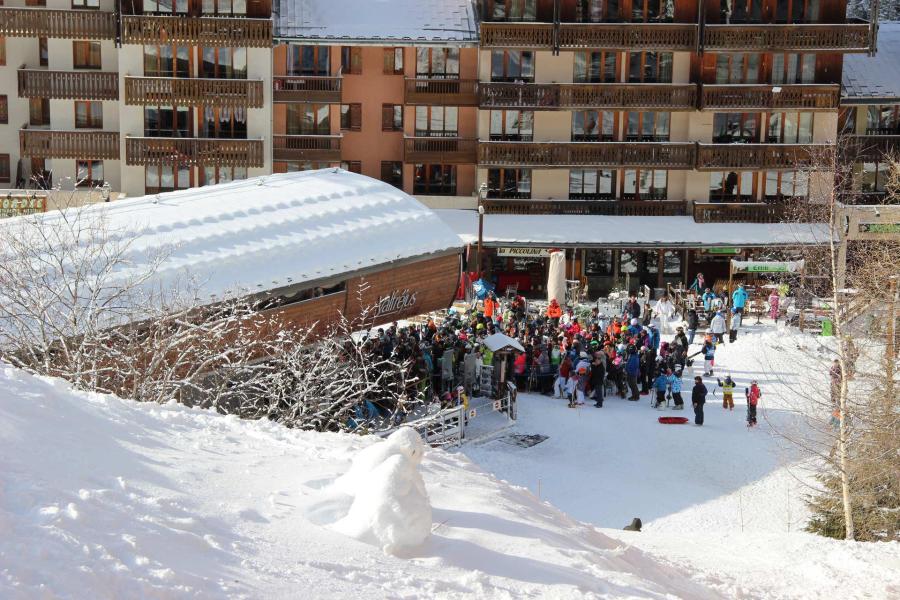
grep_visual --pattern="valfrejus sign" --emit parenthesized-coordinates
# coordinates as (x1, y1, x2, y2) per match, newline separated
(375, 288, 418, 317)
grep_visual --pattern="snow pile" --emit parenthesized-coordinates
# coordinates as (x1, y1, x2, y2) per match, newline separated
(331, 427, 432, 555)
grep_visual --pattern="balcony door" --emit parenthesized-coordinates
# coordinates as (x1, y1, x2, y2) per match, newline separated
(288, 45, 330, 77)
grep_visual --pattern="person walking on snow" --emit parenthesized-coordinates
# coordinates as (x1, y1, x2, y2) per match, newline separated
(692, 376, 708, 426)
(718, 375, 735, 410)
(768, 290, 780, 322)
(654, 295, 676, 334)
(746, 380, 761, 426)
(701, 336, 717, 376)
(653, 371, 669, 408)
(732, 284, 749, 314)
(728, 308, 741, 343)
(709, 311, 727, 344)
(667, 368, 684, 409)
(686, 309, 699, 345)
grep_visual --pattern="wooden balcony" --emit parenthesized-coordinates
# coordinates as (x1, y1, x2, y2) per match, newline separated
(18, 68, 118, 101)
(478, 141, 696, 169)
(844, 135, 900, 160)
(479, 82, 697, 110)
(272, 135, 341, 162)
(557, 22, 698, 51)
(695, 143, 830, 170)
(0, 7, 116, 39)
(700, 84, 841, 111)
(404, 78, 478, 106)
(692, 202, 786, 223)
(124, 77, 264, 108)
(125, 137, 264, 168)
(273, 76, 342, 103)
(403, 137, 477, 164)
(702, 22, 872, 53)
(483, 198, 687, 216)
(20, 127, 119, 160)
(120, 15, 272, 48)
(480, 22, 554, 48)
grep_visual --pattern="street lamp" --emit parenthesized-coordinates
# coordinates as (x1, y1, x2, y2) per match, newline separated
(477, 183, 487, 277)
(100, 181, 111, 203)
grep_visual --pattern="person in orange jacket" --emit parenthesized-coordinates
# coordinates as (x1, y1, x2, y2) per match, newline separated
(483, 292, 499, 322)
(547, 298, 563, 327)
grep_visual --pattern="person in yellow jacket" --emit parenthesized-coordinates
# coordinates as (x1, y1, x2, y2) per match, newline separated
(717, 375, 735, 410)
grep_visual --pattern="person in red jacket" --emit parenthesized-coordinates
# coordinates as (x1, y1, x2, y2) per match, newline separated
(547, 298, 563, 327)
(554, 355, 572, 398)
(746, 380, 761, 427)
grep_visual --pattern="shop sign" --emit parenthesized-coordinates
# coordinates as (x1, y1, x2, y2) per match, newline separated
(374, 288, 418, 317)
(731, 260, 803, 274)
(704, 247, 742, 255)
(858, 223, 900, 234)
(1, 195, 47, 219)
(496, 247, 552, 258)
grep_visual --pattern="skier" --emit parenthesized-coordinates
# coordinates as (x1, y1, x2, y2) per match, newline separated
(718, 375, 736, 410)
(709, 310, 727, 344)
(746, 380, 761, 427)
(667, 367, 684, 409)
(728, 308, 741, 343)
(653, 371, 669, 408)
(692, 376, 708, 426)
(768, 290, 780, 322)
(647, 323, 661, 351)
(565, 372, 578, 408)
(653, 295, 676, 334)
(700, 336, 717, 376)
(590, 351, 606, 408)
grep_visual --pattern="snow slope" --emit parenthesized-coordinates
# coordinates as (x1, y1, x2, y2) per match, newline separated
(0, 364, 718, 599)
(462, 325, 900, 600)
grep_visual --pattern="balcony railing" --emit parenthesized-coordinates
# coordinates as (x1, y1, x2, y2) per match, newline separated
(125, 137, 264, 168)
(273, 76, 342, 103)
(125, 77, 265, 108)
(404, 78, 478, 106)
(272, 135, 342, 162)
(480, 22, 554, 47)
(700, 84, 841, 111)
(479, 82, 697, 110)
(478, 141, 697, 169)
(18, 68, 118, 101)
(695, 143, 830, 170)
(20, 127, 119, 160)
(120, 15, 272, 47)
(844, 135, 900, 160)
(483, 198, 687, 216)
(702, 22, 871, 53)
(403, 137, 477, 164)
(0, 7, 116, 39)
(693, 202, 786, 223)
(558, 22, 698, 51)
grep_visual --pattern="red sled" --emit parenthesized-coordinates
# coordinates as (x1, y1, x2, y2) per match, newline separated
(658, 416, 689, 425)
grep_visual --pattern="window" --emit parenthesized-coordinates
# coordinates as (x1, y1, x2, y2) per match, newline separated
(382, 104, 403, 131)
(383, 48, 403, 74)
(340, 103, 361, 131)
(288, 45, 329, 76)
(75, 160, 103, 187)
(287, 104, 329, 135)
(380, 161, 403, 189)
(341, 47, 362, 74)
(584, 249, 614, 276)
(0, 37, 6, 66)
(710, 171, 756, 202)
(200, 47, 247, 79)
(714, 53, 760, 84)
(765, 170, 809, 199)
(72, 0, 99, 7)
(859, 161, 891, 194)
(201, 165, 247, 186)
(416, 47, 459, 78)
(341, 161, 362, 174)
(201, 0, 246, 15)
(143, 0, 188, 14)
(415, 106, 457, 137)
(573, 110, 615, 141)
(144, 45, 190, 77)
(626, 112, 670, 141)
(627, 51, 672, 83)
(39, 37, 47, 67)
(712, 112, 760, 143)
(721, 0, 761, 23)
(487, 168, 531, 198)
(144, 106, 191, 137)
(623, 169, 667, 200)
(619, 250, 639, 274)
(414, 164, 456, 195)
(775, 0, 819, 24)
(0, 155, 9, 184)
(0, 95, 6, 124)
(146, 163, 191, 194)
(575, 0, 618, 22)
(200, 106, 247, 138)
(631, 0, 673, 22)
(29, 98, 49, 126)
(74, 101, 103, 128)
(772, 54, 816, 84)
(646, 250, 682, 275)
(490, 0, 536, 21)
(866, 105, 900, 135)
(839, 106, 857, 135)
(275, 161, 334, 173)
(574, 51, 617, 83)
(73, 41, 101, 69)
(489, 109, 533, 141)
(490, 50, 534, 82)
(569, 169, 616, 199)
(767, 112, 813, 143)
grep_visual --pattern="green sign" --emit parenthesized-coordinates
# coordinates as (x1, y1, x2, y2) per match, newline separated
(744, 264, 790, 273)
(858, 223, 900, 234)
(706, 247, 742, 255)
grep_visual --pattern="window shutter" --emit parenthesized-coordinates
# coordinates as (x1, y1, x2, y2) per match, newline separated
(350, 103, 362, 131)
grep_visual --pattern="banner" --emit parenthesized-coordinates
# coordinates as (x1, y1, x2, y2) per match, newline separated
(731, 260, 804, 274)
(496, 247, 551, 258)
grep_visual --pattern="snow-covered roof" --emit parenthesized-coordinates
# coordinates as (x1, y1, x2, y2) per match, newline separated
(274, 0, 479, 44)
(482, 333, 525, 354)
(842, 22, 900, 104)
(3, 170, 463, 303)
(435, 209, 829, 248)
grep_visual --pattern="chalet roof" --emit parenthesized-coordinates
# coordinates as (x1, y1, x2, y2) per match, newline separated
(273, 0, 479, 44)
(842, 22, 900, 104)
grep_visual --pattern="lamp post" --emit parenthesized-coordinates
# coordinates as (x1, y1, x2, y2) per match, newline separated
(477, 182, 487, 277)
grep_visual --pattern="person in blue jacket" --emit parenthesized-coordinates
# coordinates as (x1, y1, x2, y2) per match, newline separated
(625, 349, 641, 401)
(667, 368, 684, 409)
(647, 324, 661, 351)
(732, 284, 749, 314)
(652, 371, 669, 408)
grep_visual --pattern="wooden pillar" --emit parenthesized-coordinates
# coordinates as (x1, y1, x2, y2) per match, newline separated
(657, 250, 665, 289)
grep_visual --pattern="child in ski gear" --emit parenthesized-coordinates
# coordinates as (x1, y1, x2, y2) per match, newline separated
(701, 337, 716, 376)
(565, 373, 578, 407)
(667, 368, 684, 408)
(653, 372, 669, 408)
(554, 355, 572, 398)
(746, 380, 761, 426)
(692, 376, 707, 426)
(718, 375, 735, 410)
(728, 308, 741, 343)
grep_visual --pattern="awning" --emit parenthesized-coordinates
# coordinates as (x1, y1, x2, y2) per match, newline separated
(482, 333, 525, 354)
